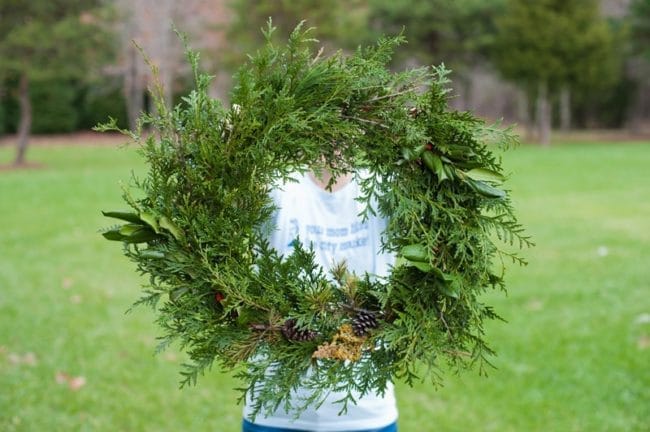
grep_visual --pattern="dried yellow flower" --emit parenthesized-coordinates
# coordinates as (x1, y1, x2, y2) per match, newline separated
(312, 324, 367, 361)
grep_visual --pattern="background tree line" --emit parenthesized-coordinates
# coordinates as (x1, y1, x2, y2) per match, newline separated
(1, 0, 650, 164)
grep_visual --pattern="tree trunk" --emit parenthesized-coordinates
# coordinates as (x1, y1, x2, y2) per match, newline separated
(149, 0, 174, 115)
(458, 72, 472, 111)
(160, 0, 173, 108)
(560, 85, 571, 131)
(14, 73, 32, 166)
(124, 45, 144, 130)
(536, 80, 551, 146)
(118, 0, 143, 130)
(517, 89, 533, 141)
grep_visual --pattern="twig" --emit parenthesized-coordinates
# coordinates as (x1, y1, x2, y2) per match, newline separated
(439, 310, 452, 336)
(341, 115, 389, 129)
(311, 46, 324, 65)
(443, 349, 472, 357)
(368, 88, 415, 103)
(341, 304, 382, 316)
(249, 323, 277, 331)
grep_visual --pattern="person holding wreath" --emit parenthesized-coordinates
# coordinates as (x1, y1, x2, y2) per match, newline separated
(100, 24, 528, 432)
(242, 167, 399, 432)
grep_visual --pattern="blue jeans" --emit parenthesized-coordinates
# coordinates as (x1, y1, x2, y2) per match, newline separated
(242, 419, 398, 432)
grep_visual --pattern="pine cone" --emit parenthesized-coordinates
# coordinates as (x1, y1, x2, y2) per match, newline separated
(352, 310, 379, 336)
(281, 319, 317, 342)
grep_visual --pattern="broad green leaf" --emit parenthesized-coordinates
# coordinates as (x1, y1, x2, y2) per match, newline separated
(102, 211, 143, 224)
(443, 163, 457, 180)
(465, 178, 506, 198)
(401, 244, 428, 262)
(422, 152, 447, 183)
(159, 216, 183, 240)
(438, 275, 461, 298)
(119, 224, 145, 236)
(464, 168, 505, 184)
(124, 229, 159, 244)
(139, 212, 160, 233)
(102, 229, 127, 241)
(409, 260, 433, 272)
(440, 283, 460, 298)
(431, 267, 452, 281)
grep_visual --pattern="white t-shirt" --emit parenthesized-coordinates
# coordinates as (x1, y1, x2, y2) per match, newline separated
(243, 172, 398, 431)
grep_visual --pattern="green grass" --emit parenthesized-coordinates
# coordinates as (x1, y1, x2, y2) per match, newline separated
(1, 141, 649, 431)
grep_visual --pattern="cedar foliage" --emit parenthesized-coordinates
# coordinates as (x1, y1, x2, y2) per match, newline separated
(98, 22, 530, 419)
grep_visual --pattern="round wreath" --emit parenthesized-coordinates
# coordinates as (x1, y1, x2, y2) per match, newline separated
(100, 24, 530, 418)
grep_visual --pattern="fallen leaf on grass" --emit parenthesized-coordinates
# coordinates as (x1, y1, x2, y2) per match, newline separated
(69, 294, 82, 304)
(68, 376, 87, 390)
(637, 335, 650, 350)
(62, 277, 74, 289)
(55, 371, 87, 391)
(5, 351, 38, 366)
(526, 299, 544, 311)
(55, 371, 68, 384)
(22, 352, 37, 366)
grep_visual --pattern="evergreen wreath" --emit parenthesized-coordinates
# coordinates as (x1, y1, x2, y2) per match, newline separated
(99, 22, 531, 418)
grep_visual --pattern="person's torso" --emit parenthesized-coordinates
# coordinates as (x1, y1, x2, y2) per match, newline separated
(266, 172, 393, 278)
(244, 172, 398, 431)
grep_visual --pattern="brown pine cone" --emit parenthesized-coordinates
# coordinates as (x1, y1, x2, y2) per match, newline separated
(352, 310, 379, 336)
(281, 319, 317, 342)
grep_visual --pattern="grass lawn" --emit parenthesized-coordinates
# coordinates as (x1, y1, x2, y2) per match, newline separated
(1, 139, 649, 431)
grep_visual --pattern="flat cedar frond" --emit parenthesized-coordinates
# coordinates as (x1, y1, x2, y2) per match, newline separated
(100, 24, 530, 420)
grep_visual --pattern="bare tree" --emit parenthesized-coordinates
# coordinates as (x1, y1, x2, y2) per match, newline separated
(114, 0, 232, 124)
(115, 0, 180, 127)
